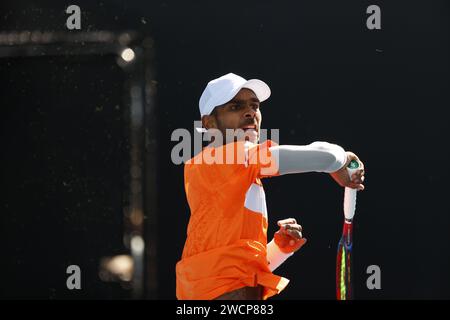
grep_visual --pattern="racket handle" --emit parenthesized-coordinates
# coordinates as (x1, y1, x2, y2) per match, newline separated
(344, 160, 359, 220)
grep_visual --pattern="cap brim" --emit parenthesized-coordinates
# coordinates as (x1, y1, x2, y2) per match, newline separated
(241, 79, 271, 103)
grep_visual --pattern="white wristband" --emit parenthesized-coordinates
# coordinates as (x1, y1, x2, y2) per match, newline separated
(266, 239, 294, 272)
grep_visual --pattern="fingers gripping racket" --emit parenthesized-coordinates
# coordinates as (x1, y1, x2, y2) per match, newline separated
(336, 160, 359, 300)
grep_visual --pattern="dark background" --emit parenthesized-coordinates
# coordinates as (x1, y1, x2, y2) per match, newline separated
(1, 0, 449, 299)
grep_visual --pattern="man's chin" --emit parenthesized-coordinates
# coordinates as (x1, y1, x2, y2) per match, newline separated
(243, 135, 259, 144)
(243, 129, 259, 144)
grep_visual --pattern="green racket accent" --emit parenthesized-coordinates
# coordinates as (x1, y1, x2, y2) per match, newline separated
(347, 159, 359, 170)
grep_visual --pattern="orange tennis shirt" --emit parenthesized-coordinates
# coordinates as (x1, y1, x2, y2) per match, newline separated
(176, 139, 291, 300)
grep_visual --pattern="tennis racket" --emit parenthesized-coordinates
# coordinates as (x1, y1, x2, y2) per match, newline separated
(336, 159, 360, 300)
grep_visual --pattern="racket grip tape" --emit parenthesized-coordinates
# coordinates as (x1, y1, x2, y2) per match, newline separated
(344, 160, 359, 220)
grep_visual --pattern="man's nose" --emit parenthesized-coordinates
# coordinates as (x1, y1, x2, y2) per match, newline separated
(244, 106, 256, 118)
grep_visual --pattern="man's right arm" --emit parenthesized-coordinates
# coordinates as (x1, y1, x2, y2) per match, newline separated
(269, 141, 347, 175)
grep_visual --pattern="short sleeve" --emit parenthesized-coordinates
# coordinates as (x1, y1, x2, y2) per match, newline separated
(246, 140, 280, 179)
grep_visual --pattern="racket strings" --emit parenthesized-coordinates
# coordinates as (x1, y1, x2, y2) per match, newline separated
(336, 223, 353, 300)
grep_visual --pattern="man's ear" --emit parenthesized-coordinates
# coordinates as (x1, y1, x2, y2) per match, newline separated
(201, 114, 217, 130)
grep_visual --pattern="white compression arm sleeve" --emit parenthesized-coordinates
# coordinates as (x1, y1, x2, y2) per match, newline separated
(266, 239, 294, 272)
(269, 141, 347, 175)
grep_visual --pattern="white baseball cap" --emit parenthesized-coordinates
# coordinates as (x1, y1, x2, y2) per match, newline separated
(198, 73, 271, 117)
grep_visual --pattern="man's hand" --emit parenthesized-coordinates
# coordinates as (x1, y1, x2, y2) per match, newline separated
(273, 218, 307, 254)
(330, 151, 365, 191)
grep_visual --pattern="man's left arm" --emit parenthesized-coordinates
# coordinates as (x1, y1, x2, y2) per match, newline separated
(267, 218, 306, 271)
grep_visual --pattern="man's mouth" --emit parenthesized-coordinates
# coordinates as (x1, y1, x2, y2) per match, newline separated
(239, 124, 258, 142)
(240, 124, 258, 133)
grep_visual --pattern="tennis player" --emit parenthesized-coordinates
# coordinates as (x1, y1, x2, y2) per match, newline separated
(176, 73, 365, 300)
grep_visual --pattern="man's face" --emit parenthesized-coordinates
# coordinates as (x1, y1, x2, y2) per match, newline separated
(203, 88, 262, 144)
